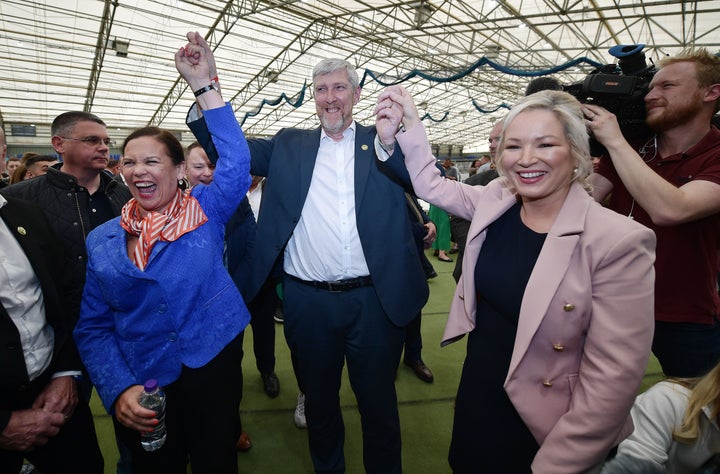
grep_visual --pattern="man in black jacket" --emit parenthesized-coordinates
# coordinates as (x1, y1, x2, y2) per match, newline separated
(0, 195, 103, 472)
(1, 111, 131, 472)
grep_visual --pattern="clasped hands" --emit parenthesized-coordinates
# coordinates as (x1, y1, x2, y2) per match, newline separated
(374, 85, 422, 149)
(0, 376, 77, 451)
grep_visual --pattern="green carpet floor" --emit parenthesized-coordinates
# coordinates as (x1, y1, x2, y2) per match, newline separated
(88, 249, 664, 473)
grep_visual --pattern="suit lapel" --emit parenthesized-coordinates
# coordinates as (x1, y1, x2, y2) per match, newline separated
(300, 128, 322, 195)
(0, 201, 65, 334)
(353, 124, 374, 209)
(506, 183, 591, 378)
(0, 204, 45, 278)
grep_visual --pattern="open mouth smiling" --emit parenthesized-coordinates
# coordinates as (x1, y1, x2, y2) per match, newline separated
(134, 182, 157, 195)
(518, 171, 547, 179)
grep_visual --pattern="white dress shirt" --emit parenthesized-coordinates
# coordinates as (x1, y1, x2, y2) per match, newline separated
(0, 196, 54, 381)
(283, 122, 370, 281)
(247, 179, 263, 223)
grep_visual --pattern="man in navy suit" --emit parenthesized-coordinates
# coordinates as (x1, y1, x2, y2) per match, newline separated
(0, 195, 103, 472)
(189, 50, 428, 473)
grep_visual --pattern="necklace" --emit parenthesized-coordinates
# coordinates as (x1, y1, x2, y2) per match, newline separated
(638, 135, 658, 163)
(628, 134, 660, 219)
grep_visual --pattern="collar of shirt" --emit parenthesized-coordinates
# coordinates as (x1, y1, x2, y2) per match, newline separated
(283, 120, 370, 281)
(320, 121, 356, 144)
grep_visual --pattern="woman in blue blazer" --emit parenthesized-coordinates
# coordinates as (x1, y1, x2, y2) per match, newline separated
(74, 32, 251, 473)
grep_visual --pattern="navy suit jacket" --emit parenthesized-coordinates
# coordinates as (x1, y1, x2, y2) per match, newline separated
(0, 196, 82, 431)
(188, 118, 428, 327)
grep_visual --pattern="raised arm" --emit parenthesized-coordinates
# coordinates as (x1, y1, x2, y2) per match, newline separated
(178, 31, 251, 217)
(175, 31, 224, 112)
(374, 85, 487, 221)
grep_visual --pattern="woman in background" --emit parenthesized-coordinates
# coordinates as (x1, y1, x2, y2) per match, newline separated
(429, 202, 453, 262)
(468, 158, 481, 176)
(602, 362, 720, 473)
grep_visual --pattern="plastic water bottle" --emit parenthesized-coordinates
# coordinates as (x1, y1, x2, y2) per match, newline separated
(138, 379, 167, 451)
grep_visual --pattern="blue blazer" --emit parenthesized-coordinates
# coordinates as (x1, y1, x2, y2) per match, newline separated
(75, 105, 252, 412)
(188, 119, 428, 327)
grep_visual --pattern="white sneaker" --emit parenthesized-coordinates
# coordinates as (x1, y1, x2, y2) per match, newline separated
(294, 392, 307, 429)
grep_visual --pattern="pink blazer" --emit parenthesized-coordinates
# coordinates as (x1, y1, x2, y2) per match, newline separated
(397, 125, 656, 473)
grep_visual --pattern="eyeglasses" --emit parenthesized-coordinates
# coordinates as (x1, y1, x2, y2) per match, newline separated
(60, 136, 116, 147)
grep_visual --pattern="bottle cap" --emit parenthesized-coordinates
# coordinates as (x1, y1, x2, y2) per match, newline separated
(144, 379, 158, 392)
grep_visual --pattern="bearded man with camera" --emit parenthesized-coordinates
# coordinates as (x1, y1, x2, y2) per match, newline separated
(587, 48, 720, 378)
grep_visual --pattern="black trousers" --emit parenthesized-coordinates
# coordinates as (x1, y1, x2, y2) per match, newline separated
(283, 276, 404, 474)
(653, 318, 720, 378)
(246, 279, 278, 375)
(403, 312, 423, 363)
(113, 332, 244, 474)
(0, 372, 104, 473)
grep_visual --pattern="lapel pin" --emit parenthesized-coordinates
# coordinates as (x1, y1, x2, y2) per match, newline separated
(17, 226, 27, 236)
(361, 144, 369, 151)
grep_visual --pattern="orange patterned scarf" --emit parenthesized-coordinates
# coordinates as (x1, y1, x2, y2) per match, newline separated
(120, 188, 207, 270)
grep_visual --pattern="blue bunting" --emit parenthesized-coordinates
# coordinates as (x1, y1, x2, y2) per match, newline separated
(359, 56, 603, 86)
(472, 101, 512, 113)
(239, 81, 308, 127)
(420, 111, 449, 123)
(239, 55, 605, 125)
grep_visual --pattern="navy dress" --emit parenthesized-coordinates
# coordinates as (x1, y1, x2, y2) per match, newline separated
(449, 202, 547, 473)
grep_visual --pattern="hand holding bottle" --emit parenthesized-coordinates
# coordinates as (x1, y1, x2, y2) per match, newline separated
(114, 384, 160, 434)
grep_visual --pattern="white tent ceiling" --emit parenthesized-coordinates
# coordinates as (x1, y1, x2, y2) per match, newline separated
(1, 0, 718, 154)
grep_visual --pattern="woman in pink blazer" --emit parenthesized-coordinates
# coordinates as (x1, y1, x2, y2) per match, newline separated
(375, 89, 656, 473)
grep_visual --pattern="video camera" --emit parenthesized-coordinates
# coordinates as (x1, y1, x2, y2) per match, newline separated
(564, 44, 656, 155)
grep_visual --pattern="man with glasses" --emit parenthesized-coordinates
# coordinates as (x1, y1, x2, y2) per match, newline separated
(2, 111, 131, 305)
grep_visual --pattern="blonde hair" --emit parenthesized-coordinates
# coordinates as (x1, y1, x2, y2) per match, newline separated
(672, 362, 720, 444)
(496, 90, 593, 192)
